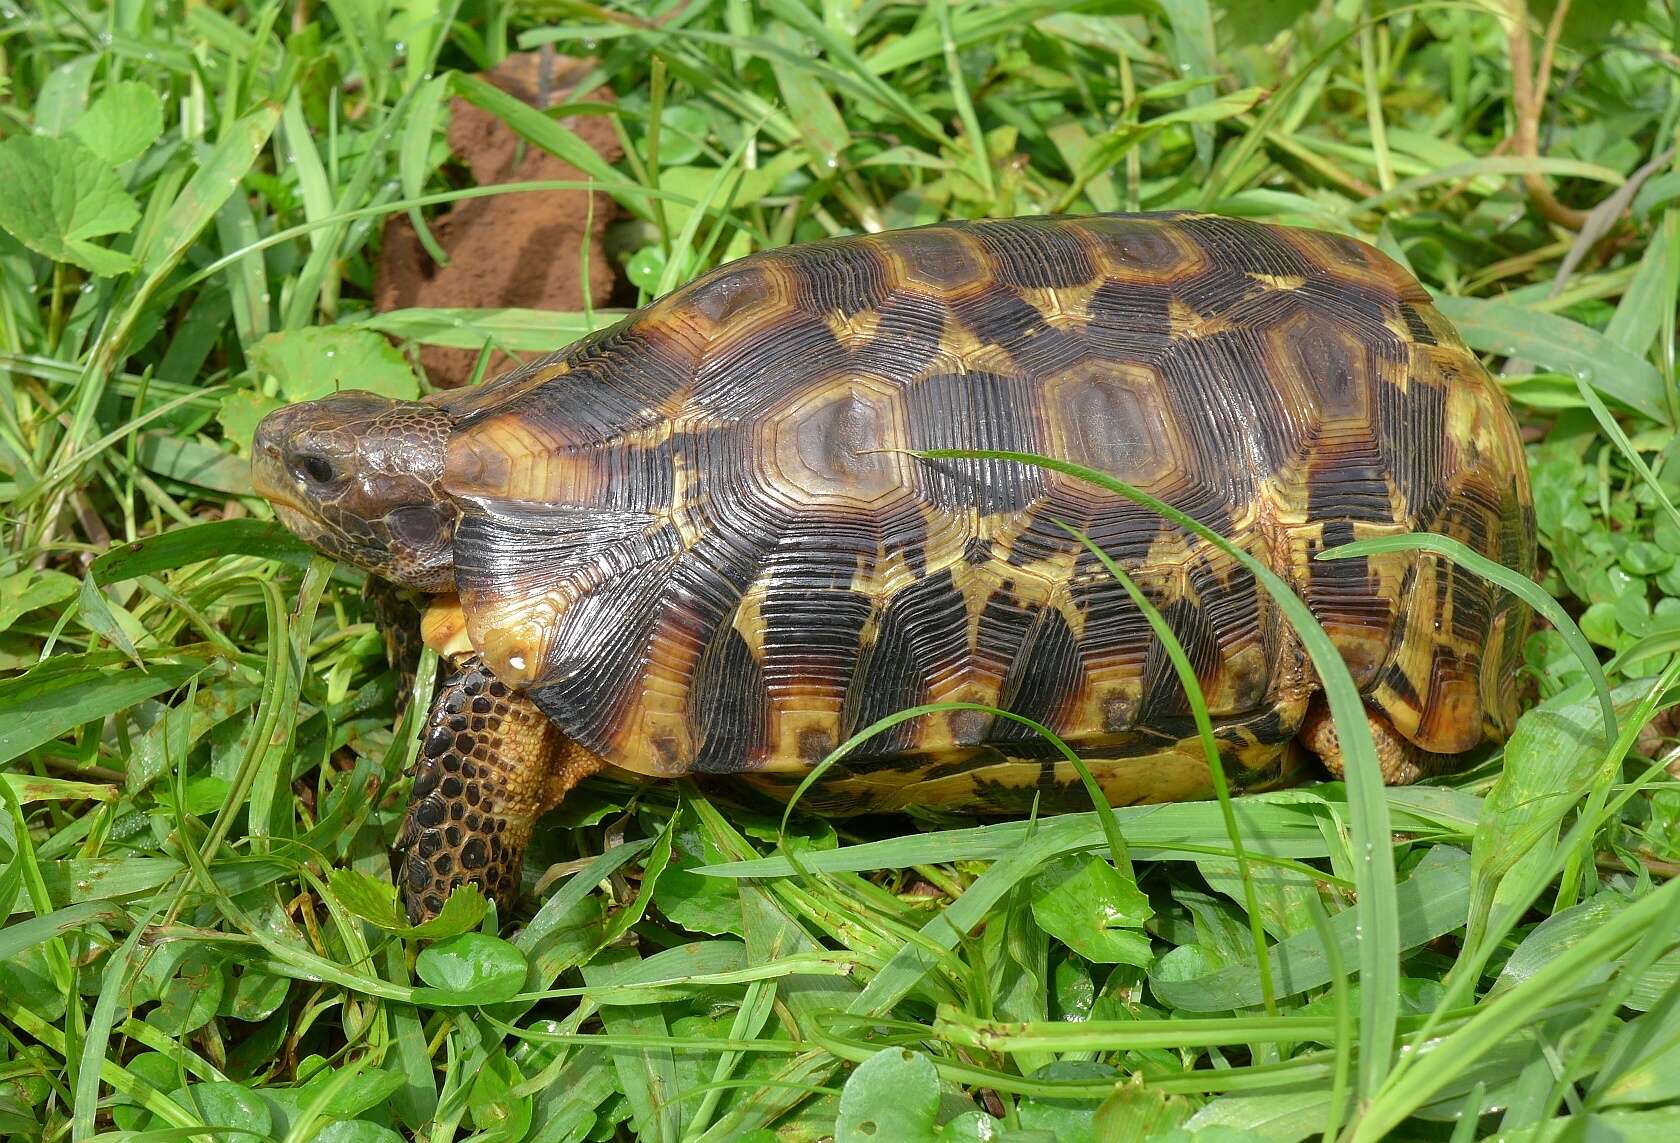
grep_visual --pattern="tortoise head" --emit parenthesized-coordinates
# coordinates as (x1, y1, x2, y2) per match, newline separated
(251, 391, 459, 590)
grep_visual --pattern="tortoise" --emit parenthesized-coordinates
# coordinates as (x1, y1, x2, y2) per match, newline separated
(251, 212, 1535, 922)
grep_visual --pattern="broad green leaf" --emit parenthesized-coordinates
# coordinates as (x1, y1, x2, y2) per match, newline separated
(1606, 209, 1678, 356)
(835, 1048, 941, 1143)
(0, 569, 78, 633)
(1182, 1091, 1325, 1141)
(1150, 847, 1470, 1012)
(148, 947, 226, 1036)
(1218, 0, 1317, 47)
(298, 1065, 407, 1119)
(247, 326, 419, 404)
(1462, 677, 1662, 958)
(222, 967, 290, 1023)
(90, 519, 316, 584)
(136, 102, 280, 278)
(136, 432, 254, 494)
(1094, 1077, 1196, 1141)
(218, 389, 284, 451)
(1596, 991, 1680, 1105)
(111, 1051, 184, 1133)
(1021, 1063, 1123, 1142)
(1434, 296, 1670, 425)
(329, 868, 406, 929)
(306, 1123, 404, 1143)
(467, 1048, 532, 1142)
(330, 869, 488, 940)
(768, 23, 850, 168)
(0, 135, 139, 273)
(1030, 854, 1154, 966)
(0, 654, 206, 767)
(173, 1082, 270, 1138)
(76, 575, 140, 663)
(71, 81, 164, 166)
(359, 307, 617, 352)
(33, 54, 99, 136)
(414, 933, 527, 1005)
(405, 885, 491, 941)
(654, 806, 746, 937)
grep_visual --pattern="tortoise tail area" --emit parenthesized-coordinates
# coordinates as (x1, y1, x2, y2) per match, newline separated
(397, 655, 601, 923)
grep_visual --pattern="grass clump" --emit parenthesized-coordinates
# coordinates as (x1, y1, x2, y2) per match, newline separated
(4, 1, 1680, 1141)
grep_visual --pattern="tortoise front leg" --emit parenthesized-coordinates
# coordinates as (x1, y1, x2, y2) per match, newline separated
(397, 656, 601, 923)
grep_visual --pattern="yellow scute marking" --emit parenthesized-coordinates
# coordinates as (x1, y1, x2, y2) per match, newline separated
(420, 595, 475, 661)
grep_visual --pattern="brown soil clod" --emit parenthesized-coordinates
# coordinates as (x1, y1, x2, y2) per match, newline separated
(374, 50, 625, 388)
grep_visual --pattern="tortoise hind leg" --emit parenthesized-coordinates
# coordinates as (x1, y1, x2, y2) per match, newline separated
(1299, 695, 1443, 786)
(397, 655, 601, 923)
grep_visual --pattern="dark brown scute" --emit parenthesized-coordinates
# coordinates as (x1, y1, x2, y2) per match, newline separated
(906, 370, 1049, 513)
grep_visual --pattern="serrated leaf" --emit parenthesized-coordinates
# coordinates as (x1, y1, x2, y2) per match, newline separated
(329, 869, 488, 939)
(71, 81, 164, 166)
(0, 135, 139, 273)
(329, 868, 406, 929)
(247, 326, 419, 404)
(404, 884, 490, 941)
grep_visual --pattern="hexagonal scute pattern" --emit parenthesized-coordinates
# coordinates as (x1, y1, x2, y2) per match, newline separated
(441, 213, 1535, 810)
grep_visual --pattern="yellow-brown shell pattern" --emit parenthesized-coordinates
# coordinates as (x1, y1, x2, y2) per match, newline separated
(435, 213, 1534, 807)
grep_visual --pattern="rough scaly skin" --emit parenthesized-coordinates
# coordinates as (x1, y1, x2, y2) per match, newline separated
(397, 654, 600, 923)
(1298, 696, 1441, 785)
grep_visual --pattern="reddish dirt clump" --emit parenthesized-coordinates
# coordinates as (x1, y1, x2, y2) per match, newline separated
(375, 51, 624, 387)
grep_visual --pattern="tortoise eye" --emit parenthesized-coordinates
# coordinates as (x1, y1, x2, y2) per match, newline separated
(292, 453, 337, 486)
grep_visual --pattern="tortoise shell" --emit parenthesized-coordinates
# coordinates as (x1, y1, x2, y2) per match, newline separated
(427, 213, 1534, 811)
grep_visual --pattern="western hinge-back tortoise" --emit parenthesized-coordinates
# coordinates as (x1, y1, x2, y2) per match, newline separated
(251, 212, 1536, 922)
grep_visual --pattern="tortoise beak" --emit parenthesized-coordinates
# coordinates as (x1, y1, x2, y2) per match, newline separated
(250, 407, 290, 503)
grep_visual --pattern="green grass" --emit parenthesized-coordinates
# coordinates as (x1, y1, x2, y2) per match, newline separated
(4, 1, 1680, 1140)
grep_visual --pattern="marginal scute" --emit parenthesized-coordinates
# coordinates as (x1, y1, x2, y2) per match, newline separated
(437, 212, 1534, 796)
(1078, 214, 1208, 280)
(880, 225, 993, 296)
